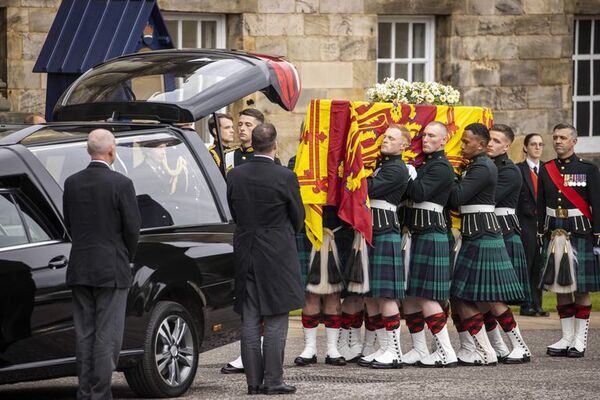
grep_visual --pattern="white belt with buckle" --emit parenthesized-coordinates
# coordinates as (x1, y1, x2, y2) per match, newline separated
(460, 204, 495, 214)
(546, 207, 583, 218)
(413, 201, 444, 213)
(370, 199, 397, 211)
(495, 207, 516, 216)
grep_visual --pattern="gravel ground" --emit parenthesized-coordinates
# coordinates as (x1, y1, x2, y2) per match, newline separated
(1, 315, 599, 399)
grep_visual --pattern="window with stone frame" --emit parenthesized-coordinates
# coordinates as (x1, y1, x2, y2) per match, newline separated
(573, 18, 600, 138)
(377, 17, 435, 83)
(164, 13, 226, 49)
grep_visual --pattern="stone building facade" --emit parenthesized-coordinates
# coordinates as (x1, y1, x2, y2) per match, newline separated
(1, 0, 600, 163)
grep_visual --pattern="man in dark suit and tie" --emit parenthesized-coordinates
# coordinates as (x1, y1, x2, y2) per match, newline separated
(63, 129, 141, 400)
(227, 123, 304, 395)
(516, 133, 549, 317)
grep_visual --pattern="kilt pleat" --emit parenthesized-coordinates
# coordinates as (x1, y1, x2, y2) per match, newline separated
(368, 230, 405, 299)
(451, 233, 525, 302)
(296, 232, 312, 288)
(503, 232, 531, 304)
(542, 218, 600, 293)
(405, 231, 451, 300)
(296, 227, 353, 290)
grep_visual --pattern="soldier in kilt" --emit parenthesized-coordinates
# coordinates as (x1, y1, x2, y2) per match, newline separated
(293, 206, 354, 366)
(357, 124, 410, 369)
(484, 124, 532, 363)
(398, 121, 458, 368)
(448, 123, 526, 366)
(288, 141, 356, 367)
(537, 123, 600, 358)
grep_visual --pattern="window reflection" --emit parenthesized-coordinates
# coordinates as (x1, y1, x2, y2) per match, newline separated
(30, 131, 222, 229)
(0, 194, 28, 248)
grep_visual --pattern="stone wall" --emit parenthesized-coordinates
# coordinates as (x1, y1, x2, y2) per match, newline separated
(0, 7, 9, 112)
(2, 0, 600, 163)
(435, 0, 571, 162)
(1, 0, 59, 121)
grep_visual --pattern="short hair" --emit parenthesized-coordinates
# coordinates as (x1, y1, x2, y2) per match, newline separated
(239, 108, 265, 124)
(208, 113, 233, 136)
(87, 129, 115, 156)
(524, 133, 543, 147)
(252, 123, 277, 153)
(425, 121, 448, 137)
(387, 124, 412, 144)
(490, 124, 515, 143)
(553, 122, 577, 138)
(464, 122, 490, 144)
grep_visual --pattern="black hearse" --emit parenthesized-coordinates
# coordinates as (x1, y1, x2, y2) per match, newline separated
(0, 49, 300, 397)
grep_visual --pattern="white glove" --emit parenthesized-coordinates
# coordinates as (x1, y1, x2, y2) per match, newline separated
(407, 164, 417, 180)
(593, 247, 600, 256)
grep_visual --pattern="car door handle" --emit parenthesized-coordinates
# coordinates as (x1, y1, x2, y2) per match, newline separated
(48, 256, 68, 269)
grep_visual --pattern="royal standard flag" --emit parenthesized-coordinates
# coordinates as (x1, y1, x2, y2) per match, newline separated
(295, 100, 493, 248)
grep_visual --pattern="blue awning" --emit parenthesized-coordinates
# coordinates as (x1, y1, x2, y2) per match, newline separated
(33, 0, 172, 74)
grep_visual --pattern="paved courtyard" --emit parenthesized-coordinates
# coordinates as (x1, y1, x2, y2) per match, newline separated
(1, 314, 599, 399)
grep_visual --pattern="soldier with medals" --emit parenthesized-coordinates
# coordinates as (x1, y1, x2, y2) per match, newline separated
(399, 121, 458, 368)
(484, 124, 532, 363)
(357, 124, 410, 369)
(207, 113, 237, 170)
(537, 123, 600, 358)
(449, 123, 526, 366)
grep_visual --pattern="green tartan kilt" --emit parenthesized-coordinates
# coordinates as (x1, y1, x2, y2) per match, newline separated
(503, 232, 531, 304)
(451, 233, 525, 302)
(296, 226, 353, 289)
(405, 231, 451, 301)
(542, 218, 600, 293)
(296, 232, 312, 288)
(367, 230, 405, 299)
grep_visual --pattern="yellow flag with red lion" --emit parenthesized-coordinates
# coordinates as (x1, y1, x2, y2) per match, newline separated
(294, 100, 493, 248)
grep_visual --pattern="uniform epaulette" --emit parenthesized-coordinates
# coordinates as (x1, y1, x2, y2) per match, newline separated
(579, 157, 595, 165)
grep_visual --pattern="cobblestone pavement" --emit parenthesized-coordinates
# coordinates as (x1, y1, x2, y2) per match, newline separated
(1, 314, 599, 399)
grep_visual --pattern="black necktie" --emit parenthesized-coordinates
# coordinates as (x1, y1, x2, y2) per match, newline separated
(533, 166, 538, 175)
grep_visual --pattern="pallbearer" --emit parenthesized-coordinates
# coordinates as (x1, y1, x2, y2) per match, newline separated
(485, 124, 532, 363)
(293, 207, 353, 366)
(448, 123, 525, 366)
(400, 121, 458, 368)
(538, 123, 600, 358)
(358, 124, 410, 369)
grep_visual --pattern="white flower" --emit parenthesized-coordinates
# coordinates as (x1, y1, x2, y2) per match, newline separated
(367, 78, 459, 105)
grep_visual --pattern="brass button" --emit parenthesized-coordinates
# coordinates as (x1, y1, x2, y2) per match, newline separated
(558, 197, 562, 201)
(561, 166, 565, 170)
(558, 190, 562, 194)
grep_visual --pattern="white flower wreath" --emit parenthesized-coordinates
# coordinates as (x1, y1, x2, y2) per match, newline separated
(366, 78, 460, 106)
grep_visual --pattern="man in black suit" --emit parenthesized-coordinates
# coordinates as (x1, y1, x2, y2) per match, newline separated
(227, 123, 304, 395)
(516, 133, 549, 317)
(63, 129, 141, 400)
